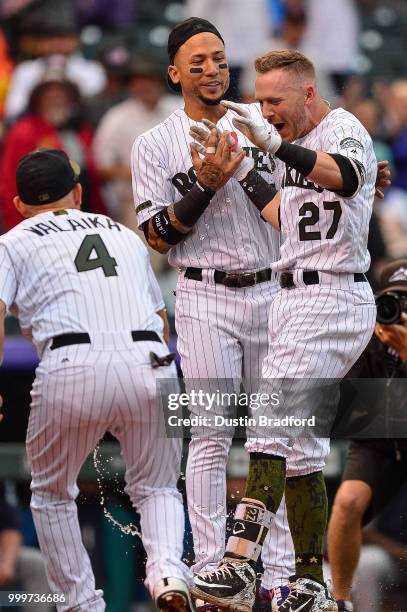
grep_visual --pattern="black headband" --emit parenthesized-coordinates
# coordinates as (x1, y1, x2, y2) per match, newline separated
(167, 17, 224, 91)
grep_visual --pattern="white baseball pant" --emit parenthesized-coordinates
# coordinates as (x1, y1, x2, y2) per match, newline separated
(175, 273, 295, 582)
(26, 332, 192, 611)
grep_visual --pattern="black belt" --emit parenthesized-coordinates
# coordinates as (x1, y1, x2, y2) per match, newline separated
(185, 267, 272, 288)
(279, 271, 366, 289)
(50, 330, 162, 350)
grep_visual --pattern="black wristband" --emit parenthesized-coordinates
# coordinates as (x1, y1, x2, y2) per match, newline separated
(151, 208, 188, 245)
(275, 140, 317, 176)
(239, 169, 277, 213)
(173, 181, 215, 227)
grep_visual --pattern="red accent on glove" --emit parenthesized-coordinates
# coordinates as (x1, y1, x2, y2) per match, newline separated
(230, 132, 239, 152)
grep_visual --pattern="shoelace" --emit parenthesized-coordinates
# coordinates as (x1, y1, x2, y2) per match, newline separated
(199, 562, 235, 583)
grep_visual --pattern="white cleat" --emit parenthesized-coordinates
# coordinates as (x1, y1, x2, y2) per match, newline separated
(154, 577, 196, 612)
(191, 558, 256, 612)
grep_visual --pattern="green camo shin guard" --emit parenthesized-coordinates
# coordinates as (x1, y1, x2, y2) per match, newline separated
(285, 471, 328, 583)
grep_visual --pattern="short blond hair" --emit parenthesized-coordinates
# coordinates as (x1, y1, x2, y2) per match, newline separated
(255, 50, 315, 81)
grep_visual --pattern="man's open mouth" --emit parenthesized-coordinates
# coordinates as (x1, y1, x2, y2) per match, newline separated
(274, 122, 285, 133)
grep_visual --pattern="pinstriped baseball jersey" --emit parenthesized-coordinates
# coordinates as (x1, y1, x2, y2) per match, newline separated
(131, 104, 281, 272)
(0, 209, 164, 355)
(0, 204, 193, 608)
(274, 107, 376, 273)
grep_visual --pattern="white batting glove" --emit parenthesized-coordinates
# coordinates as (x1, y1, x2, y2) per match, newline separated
(189, 120, 254, 181)
(221, 100, 282, 154)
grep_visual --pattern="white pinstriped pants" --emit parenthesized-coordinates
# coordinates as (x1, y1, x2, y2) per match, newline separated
(246, 281, 377, 469)
(175, 274, 295, 586)
(26, 333, 192, 611)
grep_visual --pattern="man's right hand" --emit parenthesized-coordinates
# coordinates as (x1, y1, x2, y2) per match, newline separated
(190, 119, 254, 181)
(191, 129, 245, 191)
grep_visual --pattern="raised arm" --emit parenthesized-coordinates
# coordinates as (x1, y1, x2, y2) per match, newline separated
(221, 100, 377, 199)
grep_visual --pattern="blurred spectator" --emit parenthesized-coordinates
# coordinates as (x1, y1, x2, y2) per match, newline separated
(302, 0, 360, 95)
(240, 3, 333, 102)
(84, 44, 132, 129)
(0, 481, 52, 612)
(0, 73, 107, 231)
(374, 188, 407, 259)
(350, 98, 394, 171)
(4, 27, 105, 121)
(184, 0, 271, 100)
(354, 487, 407, 612)
(0, 31, 13, 121)
(386, 80, 407, 191)
(76, 0, 136, 29)
(93, 57, 179, 233)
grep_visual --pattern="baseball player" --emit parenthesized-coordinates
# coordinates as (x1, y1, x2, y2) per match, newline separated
(0, 148, 195, 612)
(189, 50, 378, 612)
(131, 18, 391, 612)
(131, 16, 298, 603)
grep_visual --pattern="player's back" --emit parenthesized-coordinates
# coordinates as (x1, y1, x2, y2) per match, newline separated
(0, 209, 162, 353)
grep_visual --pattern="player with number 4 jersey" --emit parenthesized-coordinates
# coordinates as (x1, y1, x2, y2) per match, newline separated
(0, 149, 194, 612)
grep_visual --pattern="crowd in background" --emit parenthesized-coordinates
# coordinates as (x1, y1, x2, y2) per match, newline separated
(1, 1, 407, 610)
(1, 0, 407, 299)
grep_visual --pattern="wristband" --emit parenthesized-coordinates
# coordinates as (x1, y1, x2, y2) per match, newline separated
(173, 181, 215, 227)
(239, 169, 277, 212)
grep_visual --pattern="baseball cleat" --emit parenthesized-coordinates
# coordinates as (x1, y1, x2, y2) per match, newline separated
(273, 575, 337, 612)
(335, 600, 353, 612)
(154, 577, 196, 612)
(191, 558, 256, 612)
(258, 584, 291, 611)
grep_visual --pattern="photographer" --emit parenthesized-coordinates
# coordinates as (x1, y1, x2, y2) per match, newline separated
(327, 259, 407, 612)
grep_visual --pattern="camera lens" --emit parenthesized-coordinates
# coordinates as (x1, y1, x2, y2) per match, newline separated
(376, 292, 402, 325)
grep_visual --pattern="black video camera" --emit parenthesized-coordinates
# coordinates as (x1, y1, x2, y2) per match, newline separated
(376, 291, 407, 325)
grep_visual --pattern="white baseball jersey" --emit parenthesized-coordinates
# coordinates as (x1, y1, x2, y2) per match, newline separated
(0, 207, 193, 610)
(132, 104, 296, 584)
(131, 104, 281, 272)
(274, 107, 376, 273)
(246, 110, 377, 496)
(0, 209, 164, 356)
